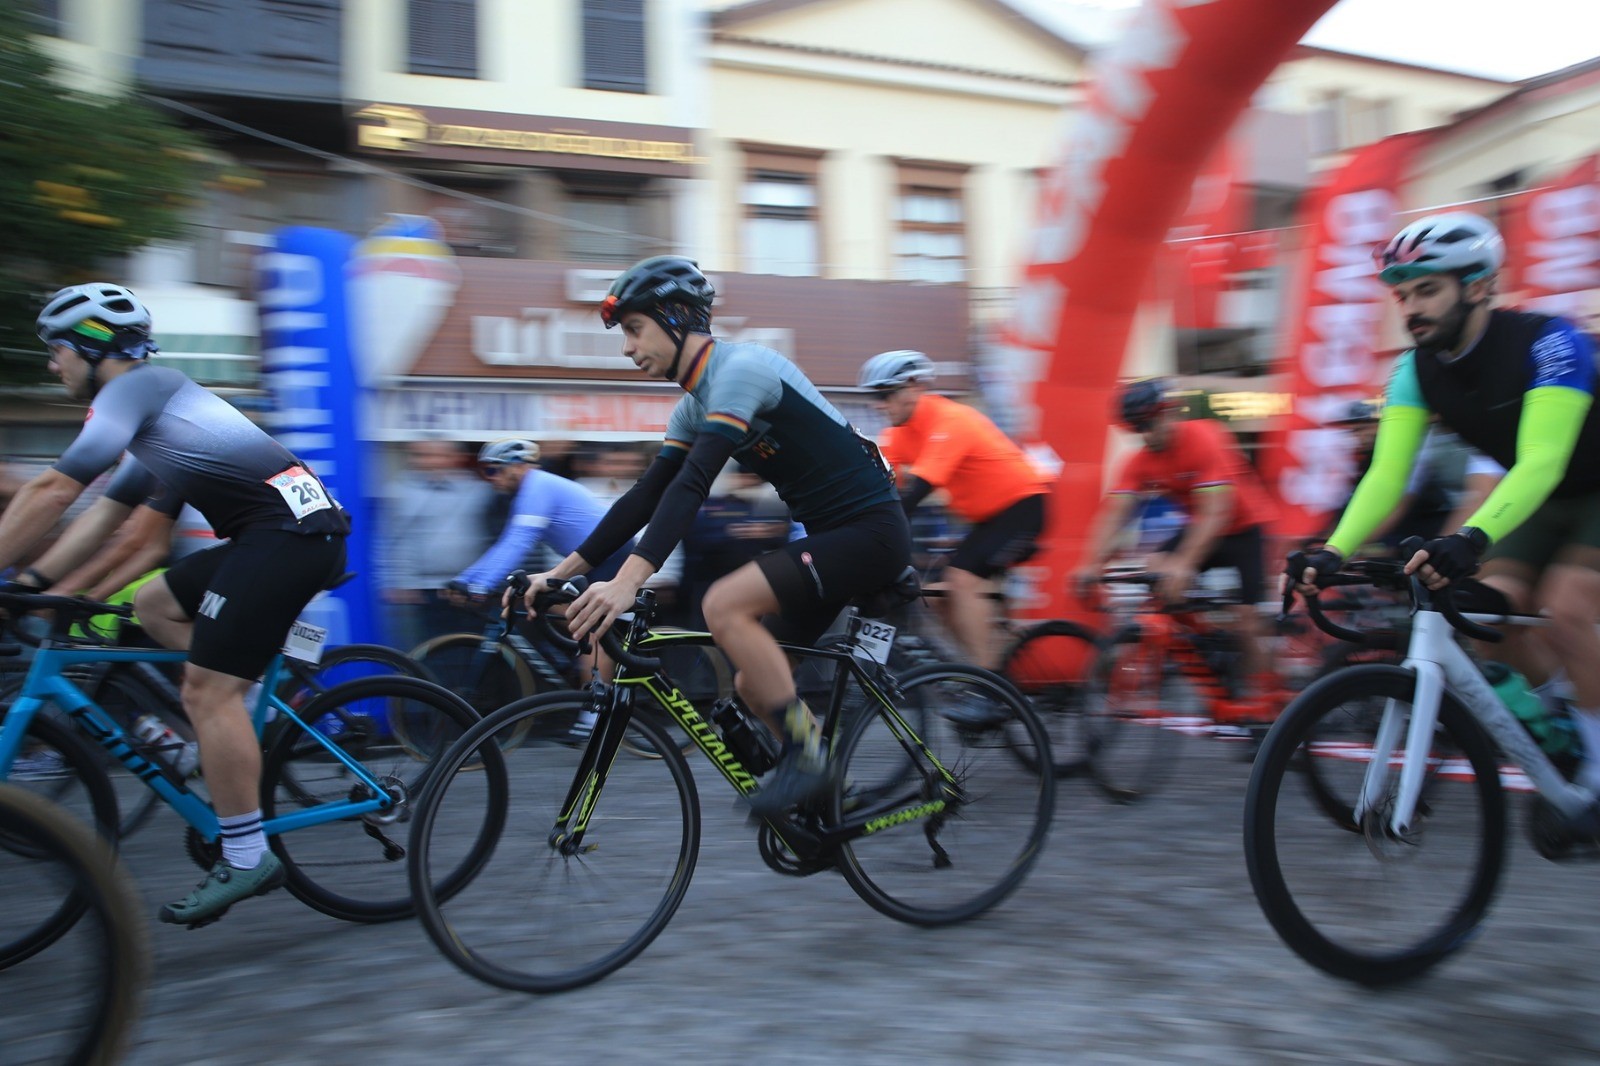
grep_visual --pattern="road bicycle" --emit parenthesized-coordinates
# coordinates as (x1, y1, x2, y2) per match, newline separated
(0, 783, 150, 1065)
(408, 571, 1055, 993)
(1244, 550, 1596, 985)
(0, 588, 508, 942)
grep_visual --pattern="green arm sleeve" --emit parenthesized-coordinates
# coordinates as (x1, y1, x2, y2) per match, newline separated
(1461, 386, 1592, 543)
(1325, 404, 1429, 558)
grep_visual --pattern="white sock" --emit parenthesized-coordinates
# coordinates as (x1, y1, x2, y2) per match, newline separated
(218, 810, 270, 869)
(577, 708, 598, 727)
(1572, 708, 1600, 793)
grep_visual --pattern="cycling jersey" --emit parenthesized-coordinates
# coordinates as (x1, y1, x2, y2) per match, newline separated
(53, 363, 347, 540)
(879, 393, 1052, 524)
(456, 469, 617, 594)
(101, 457, 184, 519)
(1111, 418, 1277, 534)
(1328, 310, 1597, 555)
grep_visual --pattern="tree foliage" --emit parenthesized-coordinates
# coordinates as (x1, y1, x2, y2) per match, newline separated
(0, 5, 228, 383)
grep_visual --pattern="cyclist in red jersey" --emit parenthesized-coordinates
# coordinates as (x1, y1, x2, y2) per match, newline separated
(1074, 378, 1279, 711)
(861, 350, 1053, 674)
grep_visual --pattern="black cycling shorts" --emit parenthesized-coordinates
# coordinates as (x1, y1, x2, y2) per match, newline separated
(756, 504, 912, 647)
(162, 529, 348, 680)
(950, 494, 1047, 579)
(1157, 524, 1267, 604)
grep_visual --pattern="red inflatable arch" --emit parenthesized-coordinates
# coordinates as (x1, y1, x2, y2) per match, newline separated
(1015, 0, 1339, 619)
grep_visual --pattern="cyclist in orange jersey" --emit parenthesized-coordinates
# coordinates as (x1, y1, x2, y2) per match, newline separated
(862, 351, 1054, 682)
(1074, 378, 1279, 714)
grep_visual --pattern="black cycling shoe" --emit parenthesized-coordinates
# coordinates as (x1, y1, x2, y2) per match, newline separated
(747, 749, 830, 819)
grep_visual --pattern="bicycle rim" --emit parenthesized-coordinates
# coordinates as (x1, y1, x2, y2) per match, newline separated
(1001, 620, 1098, 777)
(834, 663, 1054, 926)
(407, 632, 536, 752)
(410, 691, 700, 993)
(1084, 626, 1182, 803)
(263, 675, 507, 923)
(1244, 665, 1506, 986)
(0, 784, 150, 1066)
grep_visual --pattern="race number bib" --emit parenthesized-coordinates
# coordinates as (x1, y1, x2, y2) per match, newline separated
(854, 619, 897, 665)
(265, 465, 334, 521)
(283, 618, 329, 664)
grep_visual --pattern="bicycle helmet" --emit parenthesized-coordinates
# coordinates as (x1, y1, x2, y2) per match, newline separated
(1118, 378, 1171, 429)
(1375, 212, 1505, 285)
(477, 438, 540, 466)
(36, 283, 155, 360)
(858, 350, 936, 391)
(599, 256, 715, 331)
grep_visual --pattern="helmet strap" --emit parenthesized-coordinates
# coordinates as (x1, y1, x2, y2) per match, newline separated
(648, 309, 691, 381)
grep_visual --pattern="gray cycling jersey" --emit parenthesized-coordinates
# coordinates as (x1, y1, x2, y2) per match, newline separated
(100, 457, 184, 519)
(663, 340, 897, 531)
(53, 363, 347, 540)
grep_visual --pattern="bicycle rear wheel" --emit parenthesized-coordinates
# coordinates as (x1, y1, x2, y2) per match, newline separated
(1244, 665, 1506, 986)
(833, 663, 1054, 926)
(0, 711, 121, 970)
(407, 631, 537, 751)
(1083, 624, 1183, 803)
(261, 675, 507, 923)
(1000, 619, 1098, 776)
(409, 691, 700, 993)
(0, 784, 150, 1066)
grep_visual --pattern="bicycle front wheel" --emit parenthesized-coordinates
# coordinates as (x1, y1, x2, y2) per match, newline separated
(833, 663, 1054, 926)
(1244, 665, 1507, 986)
(1000, 619, 1098, 777)
(262, 675, 507, 923)
(0, 784, 150, 1066)
(407, 632, 537, 751)
(409, 691, 700, 993)
(1083, 624, 1183, 803)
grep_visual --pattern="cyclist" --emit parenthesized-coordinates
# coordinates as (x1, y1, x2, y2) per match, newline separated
(514, 256, 910, 816)
(0, 282, 349, 927)
(860, 350, 1053, 682)
(1292, 211, 1600, 803)
(1074, 377, 1280, 714)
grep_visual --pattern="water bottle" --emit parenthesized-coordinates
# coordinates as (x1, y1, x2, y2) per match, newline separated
(709, 697, 780, 774)
(1481, 663, 1574, 756)
(132, 713, 200, 779)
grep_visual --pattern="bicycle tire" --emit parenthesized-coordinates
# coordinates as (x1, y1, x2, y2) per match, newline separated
(408, 631, 536, 751)
(261, 675, 508, 924)
(1082, 624, 1183, 803)
(832, 662, 1054, 926)
(409, 690, 700, 993)
(0, 784, 150, 1066)
(999, 619, 1099, 777)
(1244, 665, 1507, 986)
(0, 711, 121, 971)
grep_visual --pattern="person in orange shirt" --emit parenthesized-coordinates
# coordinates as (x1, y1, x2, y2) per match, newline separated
(861, 350, 1054, 681)
(1073, 377, 1280, 712)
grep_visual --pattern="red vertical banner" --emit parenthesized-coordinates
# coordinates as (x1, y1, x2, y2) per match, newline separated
(1260, 132, 1424, 541)
(1502, 156, 1600, 326)
(1169, 137, 1247, 331)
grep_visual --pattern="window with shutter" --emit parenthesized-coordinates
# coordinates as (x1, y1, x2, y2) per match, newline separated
(582, 0, 647, 93)
(409, 0, 479, 78)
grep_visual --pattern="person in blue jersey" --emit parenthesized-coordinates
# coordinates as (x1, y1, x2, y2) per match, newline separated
(514, 256, 911, 816)
(0, 283, 348, 926)
(1291, 212, 1600, 819)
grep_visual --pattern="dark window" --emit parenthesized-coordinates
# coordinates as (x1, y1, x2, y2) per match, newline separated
(583, 0, 647, 93)
(409, 0, 478, 78)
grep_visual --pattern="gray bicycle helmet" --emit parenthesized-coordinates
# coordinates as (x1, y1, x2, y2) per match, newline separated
(477, 438, 540, 466)
(858, 350, 936, 390)
(1376, 212, 1505, 285)
(36, 282, 155, 359)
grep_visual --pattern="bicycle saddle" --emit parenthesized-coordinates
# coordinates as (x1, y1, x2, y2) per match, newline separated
(851, 566, 922, 618)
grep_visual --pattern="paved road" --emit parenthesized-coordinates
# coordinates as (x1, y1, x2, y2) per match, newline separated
(7, 730, 1597, 1065)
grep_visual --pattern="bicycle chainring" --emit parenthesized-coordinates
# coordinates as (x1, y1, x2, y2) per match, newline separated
(184, 825, 222, 871)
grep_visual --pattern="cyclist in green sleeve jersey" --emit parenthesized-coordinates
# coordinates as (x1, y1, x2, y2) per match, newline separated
(1291, 212, 1600, 802)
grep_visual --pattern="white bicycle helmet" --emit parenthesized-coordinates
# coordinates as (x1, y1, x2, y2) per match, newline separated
(478, 438, 540, 466)
(36, 283, 153, 354)
(1375, 212, 1505, 285)
(858, 350, 936, 391)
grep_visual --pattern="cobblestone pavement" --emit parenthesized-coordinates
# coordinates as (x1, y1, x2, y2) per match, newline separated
(7, 730, 1597, 1065)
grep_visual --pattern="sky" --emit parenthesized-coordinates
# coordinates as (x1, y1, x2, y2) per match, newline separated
(1027, 0, 1600, 81)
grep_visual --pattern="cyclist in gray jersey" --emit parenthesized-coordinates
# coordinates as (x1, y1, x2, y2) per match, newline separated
(0, 283, 347, 927)
(515, 256, 911, 816)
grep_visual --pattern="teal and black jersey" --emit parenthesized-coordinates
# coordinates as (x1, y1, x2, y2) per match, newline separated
(662, 340, 898, 530)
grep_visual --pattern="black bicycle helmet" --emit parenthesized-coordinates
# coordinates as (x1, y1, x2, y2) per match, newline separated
(1118, 378, 1171, 428)
(599, 256, 715, 330)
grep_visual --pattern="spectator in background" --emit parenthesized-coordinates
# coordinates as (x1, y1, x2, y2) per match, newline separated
(578, 441, 685, 624)
(377, 438, 494, 651)
(681, 463, 793, 628)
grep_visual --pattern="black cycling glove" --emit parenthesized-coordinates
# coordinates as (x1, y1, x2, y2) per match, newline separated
(1418, 528, 1488, 582)
(1285, 548, 1342, 588)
